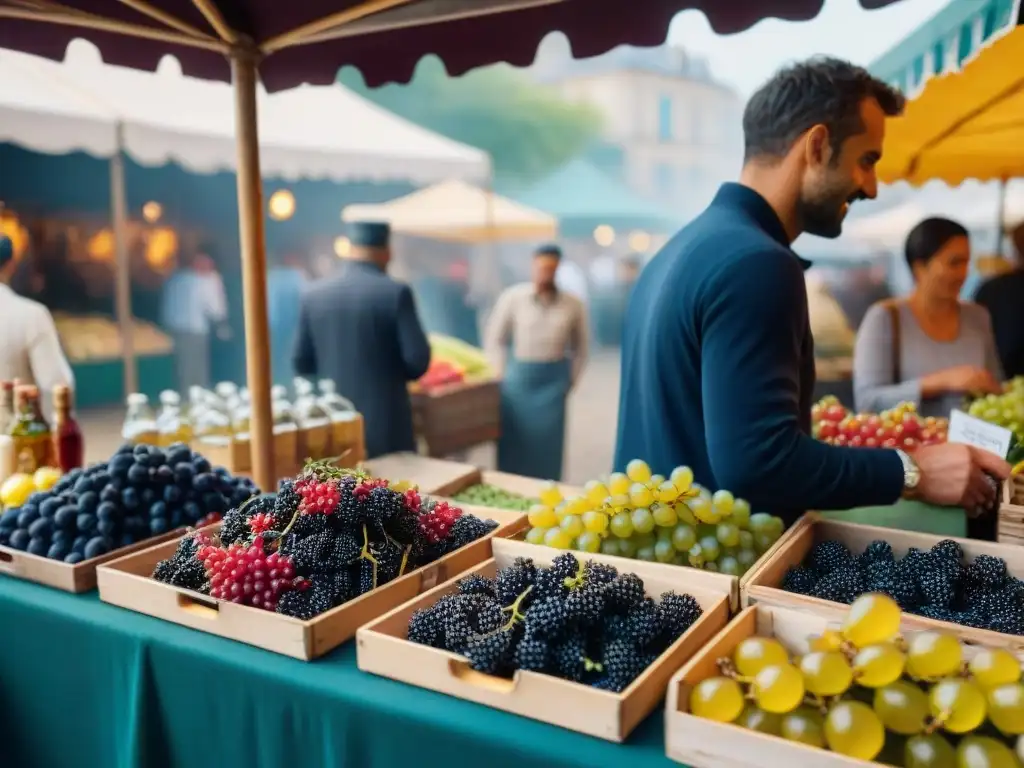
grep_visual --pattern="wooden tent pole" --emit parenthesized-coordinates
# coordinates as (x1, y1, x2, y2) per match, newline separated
(110, 121, 138, 397)
(230, 42, 275, 492)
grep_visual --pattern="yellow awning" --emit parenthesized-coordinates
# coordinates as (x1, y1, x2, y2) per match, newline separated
(341, 179, 558, 244)
(878, 25, 1024, 186)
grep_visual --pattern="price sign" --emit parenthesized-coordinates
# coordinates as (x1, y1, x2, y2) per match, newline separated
(948, 409, 1013, 459)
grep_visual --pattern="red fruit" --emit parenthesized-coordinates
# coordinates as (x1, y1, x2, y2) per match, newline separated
(818, 422, 838, 439)
(865, 415, 882, 429)
(864, 437, 879, 447)
(298, 479, 341, 515)
(901, 414, 921, 435)
(824, 405, 847, 422)
(248, 512, 276, 535)
(902, 437, 917, 449)
(811, 404, 824, 423)
(920, 428, 935, 442)
(860, 425, 876, 440)
(882, 438, 898, 448)
(834, 434, 848, 446)
(417, 501, 464, 544)
(402, 488, 422, 513)
(205, 538, 297, 612)
(849, 435, 864, 447)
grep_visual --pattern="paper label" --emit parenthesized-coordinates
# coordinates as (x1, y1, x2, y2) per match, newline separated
(947, 409, 1012, 458)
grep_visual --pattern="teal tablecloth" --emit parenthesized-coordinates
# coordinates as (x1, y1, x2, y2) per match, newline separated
(0, 578, 675, 768)
(821, 499, 967, 537)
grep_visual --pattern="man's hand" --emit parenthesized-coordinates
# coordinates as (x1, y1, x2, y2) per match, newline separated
(912, 442, 1011, 510)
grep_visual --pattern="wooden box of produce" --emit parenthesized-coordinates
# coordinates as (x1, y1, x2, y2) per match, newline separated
(445, 469, 583, 512)
(744, 513, 1024, 652)
(410, 377, 501, 457)
(365, 452, 479, 496)
(998, 475, 1024, 545)
(357, 537, 732, 741)
(97, 502, 528, 660)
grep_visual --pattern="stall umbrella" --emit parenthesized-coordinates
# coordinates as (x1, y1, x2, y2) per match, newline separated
(0, 0, 913, 491)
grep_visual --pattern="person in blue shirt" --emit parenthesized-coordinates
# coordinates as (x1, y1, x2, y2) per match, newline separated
(267, 251, 307, 385)
(614, 57, 1010, 527)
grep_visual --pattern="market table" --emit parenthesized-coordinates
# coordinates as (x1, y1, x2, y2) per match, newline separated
(0, 578, 676, 768)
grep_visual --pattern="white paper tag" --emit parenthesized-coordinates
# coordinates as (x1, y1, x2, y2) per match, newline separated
(947, 409, 1012, 459)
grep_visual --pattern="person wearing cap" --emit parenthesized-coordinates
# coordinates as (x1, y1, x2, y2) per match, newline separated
(484, 244, 589, 481)
(0, 235, 75, 421)
(974, 222, 1024, 379)
(293, 221, 431, 459)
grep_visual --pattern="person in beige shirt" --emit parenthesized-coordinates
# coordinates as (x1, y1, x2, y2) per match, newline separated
(0, 236, 75, 423)
(484, 244, 588, 480)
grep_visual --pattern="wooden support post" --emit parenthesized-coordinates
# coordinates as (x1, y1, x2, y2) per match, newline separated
(110, 121, 137, 397)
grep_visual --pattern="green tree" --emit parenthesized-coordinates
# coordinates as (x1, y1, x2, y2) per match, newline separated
(339, 58, 602, 184)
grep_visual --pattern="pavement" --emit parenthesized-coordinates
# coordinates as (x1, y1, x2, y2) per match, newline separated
(79, 349, 623, 487)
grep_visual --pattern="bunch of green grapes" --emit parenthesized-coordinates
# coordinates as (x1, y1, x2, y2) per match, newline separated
(968, 377, 1024, 440)
(690, 593, 1024, 766)
(523, 458, 785, 577)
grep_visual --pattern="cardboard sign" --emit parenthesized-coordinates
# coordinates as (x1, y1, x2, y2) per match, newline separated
(948, 409, 1013, 459)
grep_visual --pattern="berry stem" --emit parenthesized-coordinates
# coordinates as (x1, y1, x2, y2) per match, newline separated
(498, 585, 534, 629)
(397, 545, 411, 578)
(358, 524, 379, 589)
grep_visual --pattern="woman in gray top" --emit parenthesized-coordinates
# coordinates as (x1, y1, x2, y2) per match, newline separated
(853, 218, 1004, 419)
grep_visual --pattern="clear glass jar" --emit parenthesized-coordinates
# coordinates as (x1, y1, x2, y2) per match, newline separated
(122, 392, 159, 445)
(157, 389, 193, 446)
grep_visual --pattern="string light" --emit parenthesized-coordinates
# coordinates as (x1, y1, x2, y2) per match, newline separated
(268, 189, 296, 221)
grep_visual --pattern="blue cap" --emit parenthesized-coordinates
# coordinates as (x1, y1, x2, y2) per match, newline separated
(0, 236, 12, 269)
(348, 221, 390, 248)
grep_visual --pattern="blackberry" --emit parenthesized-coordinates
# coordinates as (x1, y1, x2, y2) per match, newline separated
(170, 558, 208, 591)
(987, 610, 1024, 636)
(387, 510, 420, 546)
(282, 528, 335, 574)
(273, 482, 301, 526)
(811, 567, 864, 604)
(914, 555, 958, 608)
(276, 589, 317, 620)
(440, 515, 498, 554)
(656, 592, 703, 639)
(465, 627, 517, 675)
(371, 539, 409, 585)
(913, 605, 958, 624)
(408, 605, 446, 647)
(494, 558, 537, 606)
(355, 557, 376, 596)
(153, 558, 177, 582)
(601, 639, 646, 692)
(782, 567, 818, 595)
(625, 598, 662, 647)
(513, 634, 550, 672)
(442, 594, 505, 653)
(601, 613, 629, 642)
(931, 539, 964, 563)
(532, 568, 570, 601)
(323, 530, 361, 570)
(604, 573, 645, 612)
(966, 555, 1008, 590)
(337, 487, 363, 526)
(218, 508, 249, 547)
(582, 561, 618, 587)
(552, 630, 588, 682)
(457, 574, 496, 597)
(565, 583, 606, 626)
(523, 596, 569, 638)
(366, 486, 403, 530)
(808, 540, 853, 576)
(866, 561, 920, 610)
(550, 553, 581, 581)
(901, 547, 930, 571)
(859, 539, 894, 566)
(292, 512, 330, 537)
(308, 573, 342, 616)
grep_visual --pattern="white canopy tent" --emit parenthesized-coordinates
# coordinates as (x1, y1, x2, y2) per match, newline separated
(0, 41, 489, 392)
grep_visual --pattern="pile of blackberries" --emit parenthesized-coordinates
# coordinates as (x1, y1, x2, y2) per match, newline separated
(782, 538, 1024, 635)
(407, 553, 703, 692)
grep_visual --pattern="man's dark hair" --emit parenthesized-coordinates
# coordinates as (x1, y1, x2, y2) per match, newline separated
(742, 56, 905, 164)
(535, 243, 562, 260)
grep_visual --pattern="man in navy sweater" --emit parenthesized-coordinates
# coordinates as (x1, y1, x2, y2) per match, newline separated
(614, 57, 1010, 527)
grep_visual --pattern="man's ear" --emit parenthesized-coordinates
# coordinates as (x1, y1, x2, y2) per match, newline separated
(803, 124, 833, 168)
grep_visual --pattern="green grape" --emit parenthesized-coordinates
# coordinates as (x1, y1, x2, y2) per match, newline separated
(633, 531, 656, 549)
(629, 482, 654, 508)
(584, 479, 609, 505)
(651, 502, 678, 527)
(581, 510, 609, 534)
(689, 677, 744, 723)
(617, 537, 637, 558)
(636, 545, 656, 562)
(689, 495, 716, 524)
(553, 501, 571, 522)
(766, 515, 784, 538)
(631, 507, 655, 535)
(576, 531, 602, 553)
(543, 527, 572, 549)
(688, 543, 705, 567)
(738, 530, 755, 550)
(705, 562, 719, 572)
(781, 707, 825, 747)
(669, 465, 694, 492)
(699, 535, 721, 562)
(753, 532, 775, 553)
(560, 514, 584, 538)
(734, 637, 790, 676)
(716, 522, 740, 548)
(736, 549, 758, 570)
(799, 651, 854, 696)
(600, 538, 620, 556)
(824, 700, 885, 760)
(673, 501, 698, 526)
(906, 632, 962, 680)
(525, 526, 547, 545)
(654, 539, 676, 563)
(609, 511, 634, 538)
(719, 556, 741, 576)
(607, 472, 630, 496)
(853, 643, 906, 688)
(987, 683, 1024, 735)
(874, 680, 929, 735)
(843, 593, 901, 648)
(711, 489, 735, 515)
(731, 498, 751, 528)
(969, 648, 1021, 690)
(527, 504, 557, 528)
(737, 704, 782, 735)
(752, 664, 804, 713)
(956, 736, 1018, 768)
(905, 733, 956, 768)
(929, 678, 986, 734)
(748, 512, 775, 534)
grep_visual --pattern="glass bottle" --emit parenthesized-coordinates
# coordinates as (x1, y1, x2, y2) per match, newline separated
(231, 388, 251, 439)
(122, 393, 159, 445)
(317, 379, 356, 420)
(52, 384, 84, 473)
(294, 377, 332, 459)
(0, 381, 15, 481)
(9, 385, 54, 473)
(271, 385, 298, 432)
(157, 389, 193, 446)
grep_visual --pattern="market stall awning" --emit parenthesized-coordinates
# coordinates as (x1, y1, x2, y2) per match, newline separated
(0, 43, 488, 184)
(515, 159, 683, 238)
(342, 180, 557, 243)
(877, 24, 1024, 186)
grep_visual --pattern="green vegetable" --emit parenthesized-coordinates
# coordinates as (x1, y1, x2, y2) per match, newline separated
(452, 483, 538, 511)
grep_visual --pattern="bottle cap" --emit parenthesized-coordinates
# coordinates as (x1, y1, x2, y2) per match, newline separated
(53, 384, 72, 406)
(126, 392, 149, 406)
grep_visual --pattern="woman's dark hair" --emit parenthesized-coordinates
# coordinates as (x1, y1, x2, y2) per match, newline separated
(904, 217, 969, 272)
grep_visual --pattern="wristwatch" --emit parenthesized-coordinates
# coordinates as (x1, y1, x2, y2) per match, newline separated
(895, 449, 921, 498)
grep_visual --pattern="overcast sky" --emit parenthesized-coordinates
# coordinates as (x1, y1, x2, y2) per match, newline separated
(667, 0, 949, 96)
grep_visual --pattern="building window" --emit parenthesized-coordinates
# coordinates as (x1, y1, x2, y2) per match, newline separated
(658, 95, 673, 141)
(654, 163, 674, 197)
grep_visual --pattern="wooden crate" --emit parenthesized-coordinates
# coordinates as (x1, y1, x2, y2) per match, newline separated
(0, 525, 196, 593)
(998, 475, 1024, 545)
(357, 537, 732, 742)
(443, 468, 583, 507)
(365, 452, 479, 496)
(97, 506, 527, 660)
(743, 513, 1024, 652)
(410, 377, 501, 457)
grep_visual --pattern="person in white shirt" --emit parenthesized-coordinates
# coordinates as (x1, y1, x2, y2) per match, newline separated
(160, 249, 229, 392)
(0, 235, 74, 421)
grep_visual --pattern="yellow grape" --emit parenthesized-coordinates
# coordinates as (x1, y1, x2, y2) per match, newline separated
(929, 678, 987, 734)
(906, 632, 962, 680)
(987, 683, 1024, 735)
(560, 514, 584, 538)
(824, 701, 885, 761)
(543, 527, 573, 549)
(808, 629, 843, 653)
(733, 637, 790, 677)
(1018, 734, 1024, 764)
(669, 465, 694, 491)
(905, 733, 956, 768)
(553, 501, 571, 522)
(607, 493, 631, 509)
(737, 705, 782, 735)
(564, 496, 592, 516)
(607, 472, 630, 496)
(584, 480, 609, 505)
(629, 483, 654, 508)
(581, 510, 609, 534)
(752, 663, 804, 714)
(874, 680, 929, 735)
(527, 504, 557, 528)
(525, 526, 547, 545)
(689, 496, 717, 524)
(657, 481, 681, 503)
(780, 706, 825, 747)
(852, 643, 906, 688)
(689, 677, 744, 723)
(842, 593, 901, 648)
(649, 474, 665, 487)
(799, 651, 853, 697)
(575, 531, 602, 553)
(651, 502, 678, 527)
(625, 459, 652, 483)
(673, 501, 697, 526)
(609, 511, 633, 538)
(538, 482, 563, 508)
(969, 648, 1021, 690)
(730, 498, 751, 527)
(957, 736, 1018, 768)
(711, 489, 735, 515)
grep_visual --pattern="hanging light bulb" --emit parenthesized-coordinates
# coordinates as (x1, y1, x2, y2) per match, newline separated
(268, 189, 296, 221)
(142, 201, 163, 223)
(593, 225, 615, 247)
